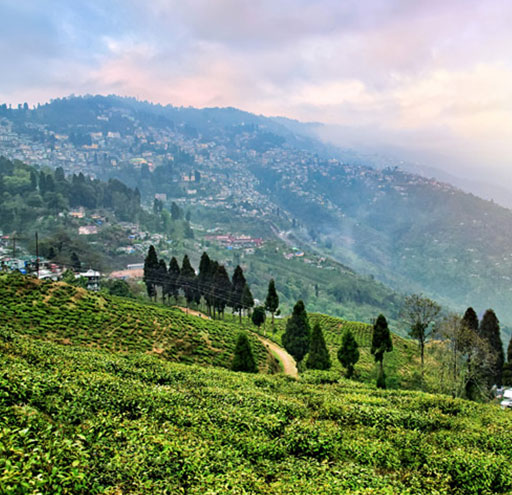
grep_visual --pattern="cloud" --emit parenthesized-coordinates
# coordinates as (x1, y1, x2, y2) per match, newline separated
(1, 0, 512, 185)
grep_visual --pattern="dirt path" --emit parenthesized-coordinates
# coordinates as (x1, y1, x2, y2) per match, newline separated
(257, 335, 298, 378)
(175, 306, 297, 378)
(176, 307, 211, 319)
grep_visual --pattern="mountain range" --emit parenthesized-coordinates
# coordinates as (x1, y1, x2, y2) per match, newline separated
(1, 95, 512, 332)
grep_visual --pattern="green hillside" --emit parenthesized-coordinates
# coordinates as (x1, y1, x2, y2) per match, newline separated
(0, 272, 275, 373)
(266, 314, 443, 391)
(2, 333, 512, 494)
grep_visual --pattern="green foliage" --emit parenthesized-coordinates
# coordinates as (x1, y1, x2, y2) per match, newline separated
(338, 329, 360, 378)
(252, 306, 266, 328)
(371, 314, 393, 365)
(282, 300, 310, 364)
(0, 272, 271, 372)
(231, 333, 258, 373)
(480, 309, 505, 387)
(1, 332, 512, 494)
(306, 323, 331, 370)
(376, 368, 387, 389)
(265, 278, 279, 326)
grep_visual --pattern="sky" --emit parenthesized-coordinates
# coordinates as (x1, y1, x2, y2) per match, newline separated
(1, 0, 512, 185)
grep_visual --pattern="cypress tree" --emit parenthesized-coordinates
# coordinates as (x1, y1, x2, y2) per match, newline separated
(231, 265, 247, 323)
(166, 257, 180, 302)
(157, 259, 167, 303)
(371, 314, 393, 386)
(143, 245, 159, 300)
(231, 333, 258, 373)
(306, 322, 331, 370)
(462, 307, 480, 399)
(265, 279, 279, 329)
(241, 283, 254, 317)
(198, 252, 212, 314)
(251, 306, 266, 328)
(213, 265, 232, 319)
(179, 255, 196, 307)
(282, 300, 310, 365)
(207, 260, 219, 318)
(338, 329, 360, 378)
(480, 309, 505, 387)
(503, 336, 512, 386)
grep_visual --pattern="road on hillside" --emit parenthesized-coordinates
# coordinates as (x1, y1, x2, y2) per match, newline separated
(257, 336, 298, 378)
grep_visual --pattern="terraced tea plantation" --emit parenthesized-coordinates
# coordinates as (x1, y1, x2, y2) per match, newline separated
(0, 273, 273, 372)
(1, 331, 512, 494)
(266, 313, 442, 390)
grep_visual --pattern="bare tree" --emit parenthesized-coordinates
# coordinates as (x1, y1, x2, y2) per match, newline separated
(401, 294, 441, 376)
(435, 313, 496, 399)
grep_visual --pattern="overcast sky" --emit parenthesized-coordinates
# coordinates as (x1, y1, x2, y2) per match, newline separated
(1, 0, 511, 184)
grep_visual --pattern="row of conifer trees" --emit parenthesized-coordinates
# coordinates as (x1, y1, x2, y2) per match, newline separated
(143, 245, 254, 319)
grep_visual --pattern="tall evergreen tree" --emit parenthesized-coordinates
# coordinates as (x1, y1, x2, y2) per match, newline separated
(265, 279, 279, 328)
(166, 257, 180, 302)
(143, 245, 159, 300)
(212, 265, 232, 319)
(338, 329, 360, 378)
(371, 314, 393, 385)
(179, 255, 196, 307)
(479, 309, 505, 387)
(241, 283, 254, 317)
(231, 265, 247, 323)
(251, 306, 266, 329)
(207, 260, 219, 318)
(462, 307, 480, 399)
(157, 259, 167, 303)
(231, 333, 258, 373)
(306, 322, 331, 370)
(197, 252, 212, 314)
(503, 336, 512, 386)
(282, 300, 310, 365)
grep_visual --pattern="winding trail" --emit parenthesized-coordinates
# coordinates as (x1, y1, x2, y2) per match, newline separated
(257, 335, 298, 378)
(175, 306, 298, 378)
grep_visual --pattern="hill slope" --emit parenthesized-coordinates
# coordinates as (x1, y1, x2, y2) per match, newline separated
(1, 333, 512, 494)
(4, 95, 512, 326)
(266, 313, 442, 391)
(0, 272, 276, 372)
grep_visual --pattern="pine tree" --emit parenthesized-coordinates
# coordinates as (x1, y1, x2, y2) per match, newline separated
(462, 307, 480, 399)
(231, 333, 258, 373)
(166, 257, 180, 303)
(207, 260, 219, 318)
(197, 252, 212, 314)
(157, 259, 167, 303)
(282, 300, 310, 365)
(479, 309, 505, 387)
(213, 265, 232, 319)
(338, 329, 360, 378)
(231, 265, 247, 323)
(143, 245, 159, 300)
(503, 336, 512, 386)
(306, 322, 331, 370)
(241, 283, 254, 317)
(251, 306, 266, 328)
(265, 279, 279, 329)
(371, 314, 393, 386)
(179, 255, 196, 306)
